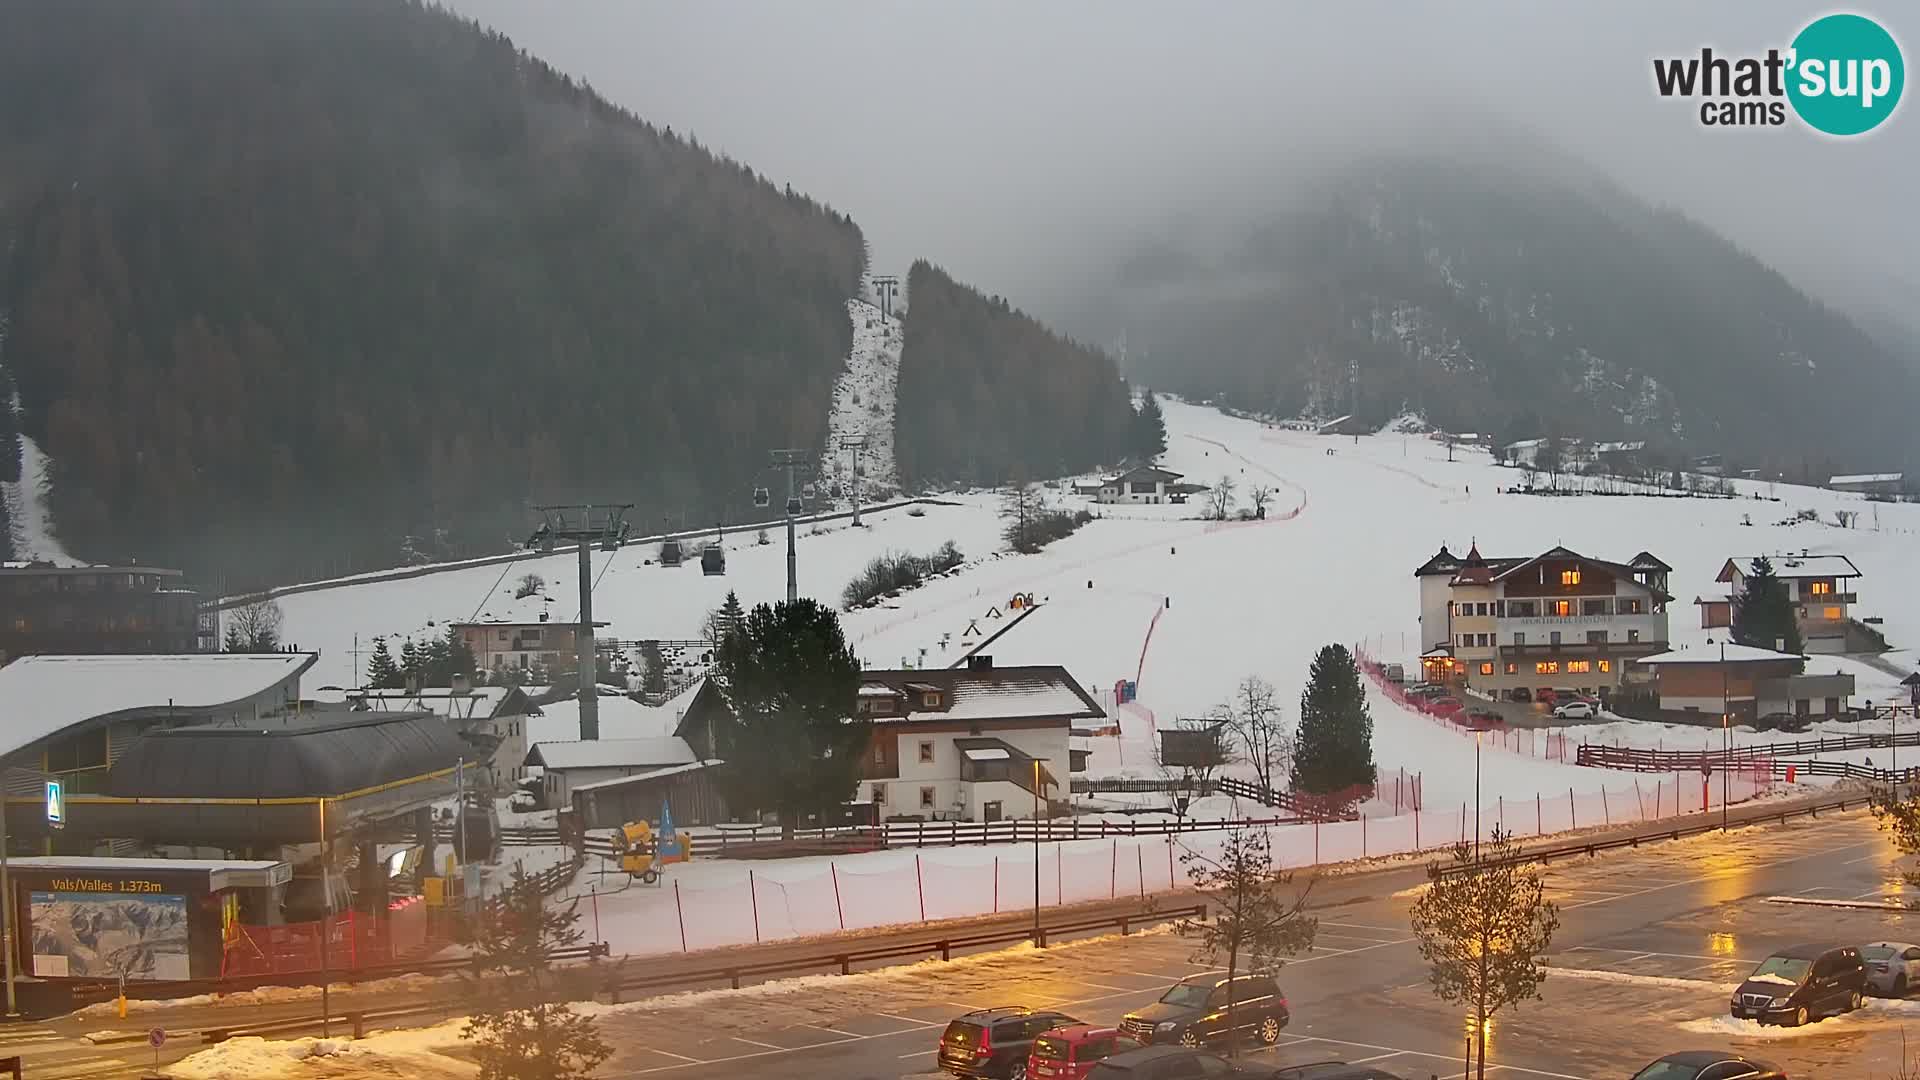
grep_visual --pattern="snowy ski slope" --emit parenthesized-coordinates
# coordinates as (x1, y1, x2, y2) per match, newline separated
(817, 296, 901, 500)
(276, 398, 1920, 806)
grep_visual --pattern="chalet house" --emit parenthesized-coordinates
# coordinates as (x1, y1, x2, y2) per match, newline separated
(1413, 544, 1672, 700)
(1828, 472, 1905, 497)
(1634, 643, 1854, 723)
(1698, 554, 1866, 654)
(454, 619, 608, 674)
(356, 679, 537, 792)
(1097, 465, 1184, 505)
(1591, 440, 1647, 473)
(675, 657, 1103, 823)
(1, 562, 213, 663)
(523, 736, 702, 807)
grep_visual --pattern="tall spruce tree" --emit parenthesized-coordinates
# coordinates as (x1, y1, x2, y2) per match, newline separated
(1731, 556, 1804, 657)
(399, 638, 422, 683)
(1134, 389, 1168, 460)
(1291, 643, 1376, 795)
(711, 598, 866, 838)
(365, 637, 402, 689)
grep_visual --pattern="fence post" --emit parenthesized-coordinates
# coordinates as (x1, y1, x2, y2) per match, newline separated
(992, 856, 999, 913)
(1137, 846, 1146, 898)
(831, 862, 845, 930)
(1536, 793, 1542, 836)
(1168, 840, 1176, 888)
(1569, 787, 1576, 830)
(1055, 847, 1063, 907)
(1414, 805, 1420, 850)
(674, 880, 688, 953)
(916, 854, 927, 922)
(1314, 819, 1320, 865)
(1362, 812, 1368, 857)
(1111, 840, 1118, 898)
(1655, 779, 1663, 818)
(1602, 787, 1609, 825)
(1460, 802, 1466, 842)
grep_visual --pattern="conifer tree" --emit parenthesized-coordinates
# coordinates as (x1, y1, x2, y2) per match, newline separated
(365, 637, 402, 689)
(400, 638, 422, 682)
(1731, 556, 1804, 658)
(1134, 389, 1168, 460)
(1291, 643, 1376, 795)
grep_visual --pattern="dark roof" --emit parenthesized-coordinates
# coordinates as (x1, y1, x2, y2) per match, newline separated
(1412, 545, 1461, 577)
(1648, 1051, 1779, 1069)
(1629, 551, 1673, 572)
(1483, 545, 1675, 602)
(107, 711, 468, 799)
(1113, 465, 1183, 483)
(676, 666, 1103, 742)
(0, 562, 184, 578)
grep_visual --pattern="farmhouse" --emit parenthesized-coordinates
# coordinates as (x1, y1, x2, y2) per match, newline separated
(1698, 553, 1872, 654)
(1096, 465, 1184, 505)
(1633, 643, 1855, 723)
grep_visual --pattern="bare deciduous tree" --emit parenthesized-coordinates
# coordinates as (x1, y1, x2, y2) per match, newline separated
(223, 598, 283, 652)
(1215, 676, 1292, 798)
(1206, 475, 1237, 521)
(1410, 828, 1561, 1080)
(1247, 484, 1274, 518)
(1176, 827, 1317, 1055)
(1156, 718, 1235, 818)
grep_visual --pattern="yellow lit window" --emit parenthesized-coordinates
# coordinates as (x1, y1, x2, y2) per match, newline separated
(1552, 600, 1573, 617)
(1598, 659, 1611, 673)
(1480, 663, 1494, 676)
(1824, 606, 1841, 621)
(1566, 660, 1591, 674)
(1535, 661, 1560, 674)
(1810, 581, 1832, 595)
(1505, 663, 1518, 674)
(1561, 569, 1582, 586)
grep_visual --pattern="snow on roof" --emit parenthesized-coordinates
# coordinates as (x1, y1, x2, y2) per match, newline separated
(1830, 472, 1903, 485)
(962, 747, 1012, 761)
(526, 736, 696, 771)
(858, 683, 901, 697)
(569, 759, 718, 793)
(1636, 644, 1807, 665)
(939, 677, 1099, 722)
(0, 653, 316, 758)
(1718, 553, 1861, 580)
(1592, 440, 1647, 453)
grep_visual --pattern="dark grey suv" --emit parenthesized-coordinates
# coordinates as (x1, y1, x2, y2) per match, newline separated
(1118, 974, 1288, 1048)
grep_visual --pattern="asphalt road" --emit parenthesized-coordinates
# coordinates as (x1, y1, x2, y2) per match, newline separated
(0, 803, 1901, 1078)
(573, 809, 1908, 1080)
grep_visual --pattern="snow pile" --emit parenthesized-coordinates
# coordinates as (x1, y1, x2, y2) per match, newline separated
(1543, 966, 1725, 992)
(167, 1026, 471, 1080)
(76, 972, 454, 1017)
(819, 295, 902, 503)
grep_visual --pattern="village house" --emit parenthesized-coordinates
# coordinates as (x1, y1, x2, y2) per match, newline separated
(1828, 472, 1906, 498)
(1632, 643, 1855, 723)
(1096, 465, 1185, 505)
(1413, 543, 1672, 701)
(453, 618, 607, 674)
(523, 736, 704, 808)
(1, 562, 215, 663)
(1696, 553, 1871, 654)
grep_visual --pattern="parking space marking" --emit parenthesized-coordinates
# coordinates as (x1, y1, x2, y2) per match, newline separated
(1267, 1034, 1586, 1079)
(633, 1046, 704, 1064)
(1349, 1050, 1409, 1064)
(1570, 946, 1757, 965)
(899, 1048, 937, 1059)
(875, 1012, 938, 1027)
(1563, 837, 1878, 911)
(1848, 852, 1889, 864)
(798, 1023, 861, 1040)
(1319, 921, 1407, 934)
(1071, 979, 1136, 993)
(1126, 970, 1198, 981)
(728, 1037, 783, 1051)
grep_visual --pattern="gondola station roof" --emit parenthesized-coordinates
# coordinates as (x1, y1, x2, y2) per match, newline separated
(25, 711, 468, 846)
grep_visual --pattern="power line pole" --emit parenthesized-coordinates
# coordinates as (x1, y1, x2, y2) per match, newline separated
(872, 275, 899, 319)
(838, 433, 869, 527)
(526, 504, 632, 740)
(769, 450, 813, 603)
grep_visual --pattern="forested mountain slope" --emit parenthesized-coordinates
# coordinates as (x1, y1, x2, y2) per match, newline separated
(896, 261, 1138, 487)
(0, 0, 865, 587)
(1073, 150, 1918, 474)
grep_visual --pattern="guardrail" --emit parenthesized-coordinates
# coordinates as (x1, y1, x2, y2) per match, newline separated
(1431, 795, 1865, 878)
(597, 902, 1208, 1000)
(1577, 744, 1908, 784)
(183, 906, 1202, 1044)
(1580, 726, 1920, 768)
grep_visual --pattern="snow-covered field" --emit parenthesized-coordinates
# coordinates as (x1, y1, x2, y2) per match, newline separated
(278, 397, 1920, 808)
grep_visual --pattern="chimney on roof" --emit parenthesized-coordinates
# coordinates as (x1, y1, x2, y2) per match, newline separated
(968, 654, 994, 670)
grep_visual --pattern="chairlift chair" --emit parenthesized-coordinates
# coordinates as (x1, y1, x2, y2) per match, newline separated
(753, 486, 771, 509)
(702, 523, 727, 576)
(659, 537, 683, 566)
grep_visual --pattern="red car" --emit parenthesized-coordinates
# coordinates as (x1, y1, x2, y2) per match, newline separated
(1427, 697, 1464, 716)
(1030, 1026, 1139, 1080)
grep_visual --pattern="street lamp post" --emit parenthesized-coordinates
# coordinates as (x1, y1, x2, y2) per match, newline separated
(1033, 759, 1043, 945)
(1720, 640, 1729, 832)
(1473, 730, 1482, 862)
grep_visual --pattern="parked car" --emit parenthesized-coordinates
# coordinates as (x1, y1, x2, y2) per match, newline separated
(1862, 941, 1920, 996)
(1533, 687, 1559, 706)
(1508, 687, 1533, 703)
(1552, 700, 1597, 719)
(1406, 684, 1449, 699)
(1087, 1046, 1256, 1080)
(1730, 944, 1866, 1026)
(1428, 697, 1464, 715)
(940, 1007, 1081, 1079)
(1029, 1025, 1139, 1080)
(1382, 663, 1406, 684)
(1464, 709, 1504, 730)
(1629, 1051, 1788, 1079)
(1118, 974, 1289, 1048)
(1272, 1061, 1409, 1079)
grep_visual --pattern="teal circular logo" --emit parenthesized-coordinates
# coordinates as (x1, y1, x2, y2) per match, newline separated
(1787, 13, 1904, 135)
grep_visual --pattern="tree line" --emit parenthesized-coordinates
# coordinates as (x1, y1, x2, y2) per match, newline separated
(0, 0, 865, 587)
(894, 261, 1150, 488)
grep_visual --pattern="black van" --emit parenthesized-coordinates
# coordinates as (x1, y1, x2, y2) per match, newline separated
(1730, 944, 1866, 1026)
(1118, 974, 1289, 1048)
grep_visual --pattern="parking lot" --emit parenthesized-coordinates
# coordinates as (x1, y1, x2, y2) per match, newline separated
(568, 808, 1920, 1079)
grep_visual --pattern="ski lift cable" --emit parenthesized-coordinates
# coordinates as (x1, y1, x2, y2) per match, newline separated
(467, 548, 526, 623)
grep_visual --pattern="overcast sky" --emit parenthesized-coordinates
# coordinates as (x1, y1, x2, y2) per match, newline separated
(446, 1, 1916, 341)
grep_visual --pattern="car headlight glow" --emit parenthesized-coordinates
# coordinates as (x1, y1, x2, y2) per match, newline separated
(1771, 996, 1789, 1007)
(1156, 1022, 1179, 1033)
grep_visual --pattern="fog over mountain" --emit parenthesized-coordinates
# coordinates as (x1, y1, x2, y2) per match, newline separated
(445, 1, 1918, 353)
